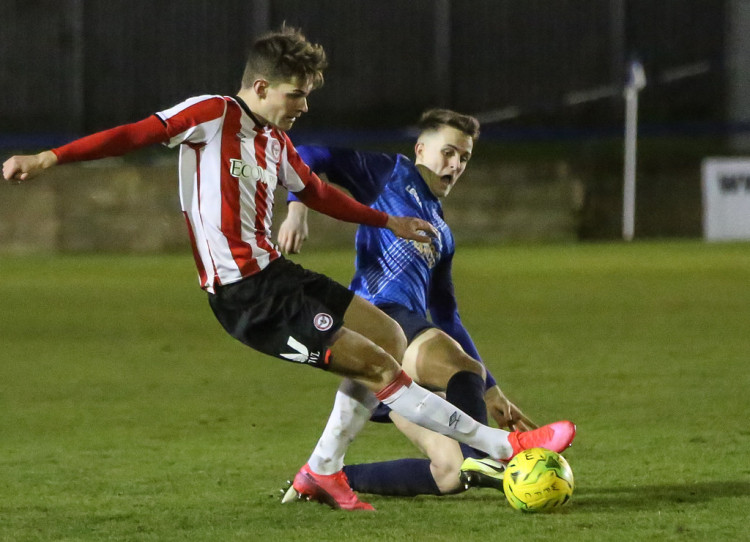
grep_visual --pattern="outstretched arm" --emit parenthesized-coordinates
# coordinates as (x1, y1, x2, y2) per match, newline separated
(3, 115, 169, 184)
(294, 175, 436, 243)
(293, 146, 396, 205)
(278, 146, 398, 253)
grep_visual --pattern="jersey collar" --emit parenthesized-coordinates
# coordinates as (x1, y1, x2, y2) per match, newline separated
(234, 95, 265, 129)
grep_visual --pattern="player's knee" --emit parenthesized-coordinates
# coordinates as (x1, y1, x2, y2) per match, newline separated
(425, 332, 486, 380)
(450, 352, 486, 380)
(467, 357, 486, 380)
(360, 347, 403, 389)
(376, 317, 407, 360)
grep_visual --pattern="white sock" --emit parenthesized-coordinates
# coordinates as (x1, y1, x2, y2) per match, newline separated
(307, 379, 379, 475)
(377, 371, 513, 460)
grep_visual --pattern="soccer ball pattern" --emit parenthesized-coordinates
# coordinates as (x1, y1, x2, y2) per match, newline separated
(503, 447, 574, 512)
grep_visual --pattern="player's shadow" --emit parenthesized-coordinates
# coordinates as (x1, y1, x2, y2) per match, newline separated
(573, 480, 750, 511)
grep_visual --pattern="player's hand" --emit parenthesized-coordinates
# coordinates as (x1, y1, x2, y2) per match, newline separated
(277, 201, 309, 254)
(485, 385, 538, 432)
(2, 151, 58, 183)
(386, 215, 438, 243)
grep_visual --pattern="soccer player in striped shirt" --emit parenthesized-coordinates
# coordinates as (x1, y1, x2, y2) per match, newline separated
(3, 27, 574, 511)
(278, 109, 572, 500)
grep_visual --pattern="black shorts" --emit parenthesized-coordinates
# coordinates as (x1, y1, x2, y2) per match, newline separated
(208, 257, 354, 369)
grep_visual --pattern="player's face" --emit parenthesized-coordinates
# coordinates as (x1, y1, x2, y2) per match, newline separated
(414, 125, 473, 198)
(256, 76, 313, 131)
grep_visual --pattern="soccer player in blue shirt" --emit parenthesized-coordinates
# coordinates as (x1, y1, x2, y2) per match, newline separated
(279, 109, 548, 500)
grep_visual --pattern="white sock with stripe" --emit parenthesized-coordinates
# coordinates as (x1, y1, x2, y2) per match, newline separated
(307, 379, 378, 475)
(376, 371, 513, 460)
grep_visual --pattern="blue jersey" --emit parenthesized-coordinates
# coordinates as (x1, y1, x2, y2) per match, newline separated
(293, 146, 492, 378)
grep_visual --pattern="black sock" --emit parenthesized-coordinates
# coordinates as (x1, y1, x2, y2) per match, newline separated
(446, 370, 487, 459)
(343, 458, 442, 496)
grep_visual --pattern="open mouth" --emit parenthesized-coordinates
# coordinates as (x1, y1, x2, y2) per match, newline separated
(441, 175, 453, 184)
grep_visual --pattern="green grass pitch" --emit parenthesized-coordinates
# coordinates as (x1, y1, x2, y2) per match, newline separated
(1, 241, 748, 541)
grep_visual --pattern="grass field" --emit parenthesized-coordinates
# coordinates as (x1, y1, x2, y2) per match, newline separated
(1, 241, 748, 541)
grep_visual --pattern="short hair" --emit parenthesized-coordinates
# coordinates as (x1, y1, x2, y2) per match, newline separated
(241, 26, 327, 89)
(417, 109, 480, 140)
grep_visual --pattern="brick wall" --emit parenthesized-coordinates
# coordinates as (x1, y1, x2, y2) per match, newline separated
(0, 159, 581, 254)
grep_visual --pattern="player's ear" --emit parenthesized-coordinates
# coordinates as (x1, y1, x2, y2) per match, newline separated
(414, 141, 424, 160)
(253, 79, 270, 99)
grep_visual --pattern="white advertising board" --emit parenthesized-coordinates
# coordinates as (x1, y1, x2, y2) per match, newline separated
(702, 158, 750, 240)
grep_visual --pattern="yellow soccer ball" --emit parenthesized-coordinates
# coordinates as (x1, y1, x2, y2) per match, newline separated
(503, 447, 574, 512)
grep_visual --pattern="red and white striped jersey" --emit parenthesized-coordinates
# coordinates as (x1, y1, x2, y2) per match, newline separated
(156, 94, 314, 293)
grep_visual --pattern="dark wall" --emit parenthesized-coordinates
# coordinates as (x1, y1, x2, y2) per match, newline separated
(1, 0, 725, 135)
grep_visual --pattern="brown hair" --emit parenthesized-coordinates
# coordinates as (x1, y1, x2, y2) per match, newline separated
(418, 108, 480, 140)
(241, 26, 327, 89)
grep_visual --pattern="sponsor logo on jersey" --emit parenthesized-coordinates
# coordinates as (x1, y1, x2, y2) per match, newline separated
(313, 313, 333, 331)
(408, 238, 439, 268)
(280, 336, 321, 365)
(229, 158, 278, 188)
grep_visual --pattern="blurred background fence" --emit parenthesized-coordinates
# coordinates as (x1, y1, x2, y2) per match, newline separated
(1, 0, 746, 252)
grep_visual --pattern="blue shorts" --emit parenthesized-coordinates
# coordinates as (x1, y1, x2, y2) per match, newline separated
(370, 302, 436, 422)
(376, 302, 434, 343)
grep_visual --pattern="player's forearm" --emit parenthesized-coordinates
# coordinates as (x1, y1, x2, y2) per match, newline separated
(287, 200, 309, 221)
(295, 177, 388, 227)
(2, 150, 58, 182)
(35, 150, 58, 170)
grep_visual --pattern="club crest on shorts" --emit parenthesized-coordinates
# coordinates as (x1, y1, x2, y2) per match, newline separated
(313, 313, 333, 331)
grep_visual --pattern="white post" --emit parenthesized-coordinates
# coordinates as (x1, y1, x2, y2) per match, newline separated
(622, 60, 646, 241)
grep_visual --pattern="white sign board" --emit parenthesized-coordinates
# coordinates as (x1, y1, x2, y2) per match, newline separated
(702, 158, 750, 241)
